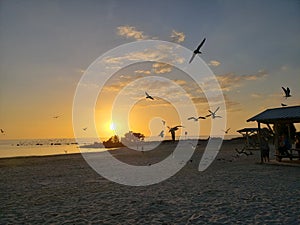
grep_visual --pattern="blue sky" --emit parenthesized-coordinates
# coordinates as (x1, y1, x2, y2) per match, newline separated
(0, 0, 299, 139)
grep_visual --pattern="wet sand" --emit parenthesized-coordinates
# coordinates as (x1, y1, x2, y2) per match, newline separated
(1, 140, 300, 224)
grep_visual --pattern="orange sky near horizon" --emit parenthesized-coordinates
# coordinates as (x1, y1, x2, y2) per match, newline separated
(1, 1, 300, 141)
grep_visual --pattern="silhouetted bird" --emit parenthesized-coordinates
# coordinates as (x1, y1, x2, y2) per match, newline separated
(167, 125, 183, 141)
(187, 116, 206, 122)
(206, 107, 222, 119)
(158, 130, 164, 138)
(282, 87, 291, 98)
(222, 128, 230, 134)
(83, 127, 88, 131)
(0, 129, 4, 134)
(52, 115, 61, 119)
(162, 120, 166, 126)
(189, 38, 206, 63)
(145, 91, 154, 100)
(281, 103, 287, 107)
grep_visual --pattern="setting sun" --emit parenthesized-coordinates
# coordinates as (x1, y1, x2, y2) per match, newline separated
(110, 122, 115, 131)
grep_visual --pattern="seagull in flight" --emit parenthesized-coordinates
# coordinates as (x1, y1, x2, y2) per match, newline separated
(187, 116, 206, 122)
(158, 130, 164, 138)
(222, 128, 231, 134)
(167, 125, 183, 141)
(145, 91, 154, 100)
(282, 87, 291, 98)
(206, 107, 222, 119)
(189, 38, 206, 64)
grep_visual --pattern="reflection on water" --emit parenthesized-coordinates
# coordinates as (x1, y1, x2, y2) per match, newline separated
(0, 138, 107, 158)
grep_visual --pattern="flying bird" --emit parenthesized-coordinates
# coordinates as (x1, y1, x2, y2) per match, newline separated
(189, 38, 206, 64)
(187, 116, 206, 122)
(206, 107, 222, 119)
(222, 128, 231, 134)
(0, 129, 4, 134)
(83, 127, 88, 131)
(167, 125, 183, 141)
(281, 103, 287, 107)
(145, 91, 154, 100)
(282, 87, 291, 98)
(162, 120, 166, 126)
(52, 115, 61, 119)
(158, 130, 164, 138)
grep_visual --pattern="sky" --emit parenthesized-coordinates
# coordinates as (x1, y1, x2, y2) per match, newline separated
(0, 0, 300, 140)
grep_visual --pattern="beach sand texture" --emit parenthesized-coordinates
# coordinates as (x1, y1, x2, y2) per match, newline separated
(1, 140, 300, 224)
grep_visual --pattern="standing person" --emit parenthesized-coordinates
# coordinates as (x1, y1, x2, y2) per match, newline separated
(278, 134, 292, 159)
(260, 136, 270, 163)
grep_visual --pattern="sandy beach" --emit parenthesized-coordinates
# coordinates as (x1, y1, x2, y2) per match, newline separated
(1, 140, 300, 224)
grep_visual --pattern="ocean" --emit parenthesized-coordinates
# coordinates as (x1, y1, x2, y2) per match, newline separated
(0, 138, 106, 158)
(0, 135, 240, 158)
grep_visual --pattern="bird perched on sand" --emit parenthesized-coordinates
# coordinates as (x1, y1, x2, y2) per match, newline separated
(282, 87, 291, 98)
(189, 38, 206, 64)
(206, 107, 222, 119)
(145, 91, 154, 100)
(167, 125, 183, 142)
(222, 128, 230, 134)
(187, 116, 206, 122)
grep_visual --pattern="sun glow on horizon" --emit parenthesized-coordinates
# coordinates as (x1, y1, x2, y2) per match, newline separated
(110, 122, 116, 131)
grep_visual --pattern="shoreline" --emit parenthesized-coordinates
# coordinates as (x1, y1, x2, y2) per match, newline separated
(0, 138, 244, 160)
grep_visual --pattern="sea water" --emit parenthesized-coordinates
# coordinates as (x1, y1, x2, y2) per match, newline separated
(0, 138, 107, 158)
(0, 135, 240, 158)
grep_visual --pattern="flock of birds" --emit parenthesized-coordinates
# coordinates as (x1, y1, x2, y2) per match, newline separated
(0, 39, 294, 139)
(144, 38, 228, 141)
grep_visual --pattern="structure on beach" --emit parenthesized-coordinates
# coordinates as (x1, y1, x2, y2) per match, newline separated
(247, 105, 300, 161)
(236, 128, 260, 152)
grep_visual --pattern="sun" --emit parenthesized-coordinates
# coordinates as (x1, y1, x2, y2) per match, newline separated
(110, 122, 116, 131)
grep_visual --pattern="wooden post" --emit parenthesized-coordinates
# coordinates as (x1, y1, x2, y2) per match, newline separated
(258, 122, 262, 163)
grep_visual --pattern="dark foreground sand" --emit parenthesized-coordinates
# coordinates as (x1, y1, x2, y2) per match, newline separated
(1, 140, 300, 224)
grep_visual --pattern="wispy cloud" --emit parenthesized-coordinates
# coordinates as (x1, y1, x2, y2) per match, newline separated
(170, 30, 185, 43)
(135, 70, 151, 75)
(152, 62, 172, 74)
(216, 70, 268, 91)
(208, 60, 221, 67)
(103, 44, 185, 74)
(117, 25, 148, 40)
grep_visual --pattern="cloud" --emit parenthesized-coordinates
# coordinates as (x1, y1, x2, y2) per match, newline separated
(215, 71, 268, 91)
(170, 30, 185, 43)
(103, 44, 185, 69)
(208, 60, 221, 67)
(135, 70, 151, 75)
(117, 26, 148, 40)
(152, 62, 172, 74)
